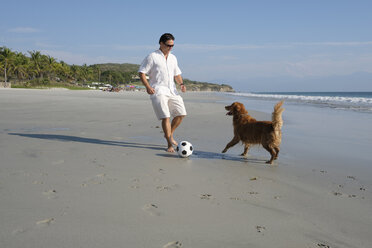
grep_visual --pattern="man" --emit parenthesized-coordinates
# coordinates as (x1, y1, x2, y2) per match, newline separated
(138, 33, 187, 153)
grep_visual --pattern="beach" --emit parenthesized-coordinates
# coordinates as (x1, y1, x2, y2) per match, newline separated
(1, 89, 371, 248)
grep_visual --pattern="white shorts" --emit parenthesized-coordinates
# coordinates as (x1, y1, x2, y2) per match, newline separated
(150, 94, 187, 120)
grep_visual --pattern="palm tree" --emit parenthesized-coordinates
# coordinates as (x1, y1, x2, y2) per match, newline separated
(45, 55, 57, 80)
(0, 47, 15, 82)
(28, 50, 42, 78)
(108, 73, 112, 84)
(58, 61, 72, 81)
(13, 52, 29, 82)
(70, 65, 79, 82)
(0, 60, 3, 79)
(91, 64, 101, 82)
(80, 64, 92, 82)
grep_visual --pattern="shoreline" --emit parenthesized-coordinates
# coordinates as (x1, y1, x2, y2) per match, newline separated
(1, 89, 371, 248)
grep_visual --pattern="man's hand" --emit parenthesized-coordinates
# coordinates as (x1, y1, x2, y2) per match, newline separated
(139, 72, 155, 95)
(174, 75, 186, 93)
(146, 86, 155, 95)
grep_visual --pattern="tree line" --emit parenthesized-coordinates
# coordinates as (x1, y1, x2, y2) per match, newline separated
(0, 46, 137, 87)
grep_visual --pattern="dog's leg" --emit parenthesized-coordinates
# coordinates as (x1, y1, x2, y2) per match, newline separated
(222, 136, 240, 153)
(274, 147, 280, 160)
(263, 145, 276, 164)
(240, 144, 250, 156)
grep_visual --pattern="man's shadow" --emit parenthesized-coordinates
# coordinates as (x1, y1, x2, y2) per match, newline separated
(9, 133, 266, 163)
(8, 133, 165, 151)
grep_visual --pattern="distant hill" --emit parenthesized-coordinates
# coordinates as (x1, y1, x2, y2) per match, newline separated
(94, 63, 235, 92)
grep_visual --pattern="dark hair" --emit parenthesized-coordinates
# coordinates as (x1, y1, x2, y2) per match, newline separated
(159, 33, 175, 44)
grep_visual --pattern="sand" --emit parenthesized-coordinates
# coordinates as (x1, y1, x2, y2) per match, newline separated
(0, 89, 371, 248)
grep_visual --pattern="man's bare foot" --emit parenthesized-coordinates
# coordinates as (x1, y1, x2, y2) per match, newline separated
(165, 135, 178, 146)
(170, 137, 178, 146)
(166, 146, 175, 153)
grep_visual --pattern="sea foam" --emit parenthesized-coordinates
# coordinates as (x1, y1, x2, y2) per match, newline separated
(227, 92, 372, 113)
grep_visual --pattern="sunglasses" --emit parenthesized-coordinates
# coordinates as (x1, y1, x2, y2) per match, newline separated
(164, 43, 174, 48)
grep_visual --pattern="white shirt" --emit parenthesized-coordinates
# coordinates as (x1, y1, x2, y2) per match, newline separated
(138, 49, 182, 96)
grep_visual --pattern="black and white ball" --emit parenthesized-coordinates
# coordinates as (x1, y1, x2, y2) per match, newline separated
(176, 141, 193, 158)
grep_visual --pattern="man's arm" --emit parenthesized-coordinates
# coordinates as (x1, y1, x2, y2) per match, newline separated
(174, 75, 186, 92)
(139, 72, 155, 95)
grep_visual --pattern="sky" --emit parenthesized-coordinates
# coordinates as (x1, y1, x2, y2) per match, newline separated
(1, 0, 372, 92)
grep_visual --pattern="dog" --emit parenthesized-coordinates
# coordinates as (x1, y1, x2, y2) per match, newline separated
(222, 101, 284, 164)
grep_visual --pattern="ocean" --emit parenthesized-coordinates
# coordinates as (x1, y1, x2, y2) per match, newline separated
(225, 91, 372, 113)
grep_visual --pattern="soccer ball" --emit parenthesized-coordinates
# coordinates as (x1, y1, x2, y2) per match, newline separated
(176, 141, 193, 158)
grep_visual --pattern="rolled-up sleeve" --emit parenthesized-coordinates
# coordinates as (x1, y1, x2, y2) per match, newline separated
(174, 58, 182, 76)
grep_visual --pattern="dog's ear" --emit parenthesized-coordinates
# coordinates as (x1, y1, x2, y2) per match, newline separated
(234, 102, 248, 115)
(233, 102, 242, 113)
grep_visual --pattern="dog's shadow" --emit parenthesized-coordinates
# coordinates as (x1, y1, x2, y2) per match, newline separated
(157, 150, 266, 163)
(9, 133, 267, 164)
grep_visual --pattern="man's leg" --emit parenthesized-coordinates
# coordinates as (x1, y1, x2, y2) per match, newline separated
(170, 115, 185, 145)
(162, 117, 175, 152)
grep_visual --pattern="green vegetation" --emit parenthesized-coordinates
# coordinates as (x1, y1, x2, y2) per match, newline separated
(0, 46, 234, 91)
(183, 79, 234, 92)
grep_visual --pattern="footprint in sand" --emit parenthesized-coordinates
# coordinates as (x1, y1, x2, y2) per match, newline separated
(143, 204, 161, 216)
(157, 186, 172, 191)
(200, 194, 213, 200)
(82, 173, 116, 187)
(157, 184, 179, 192)
(200, 194, 220, 205)
(43, 189, 58, 199)
(230, 197, 242, 201)
(90, 158, 106, 168)
(248, 192, 259, 195)
(332, 191, 342, 196)
(163, 241, 182, 248)
(130, 178, 140, 189)
(36, 218, 55, 227)
(318, 243, 331, 248)
(256, 225, 266, 234)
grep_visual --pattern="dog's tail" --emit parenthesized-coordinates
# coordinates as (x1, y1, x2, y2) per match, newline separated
(272, 100, 284, 131)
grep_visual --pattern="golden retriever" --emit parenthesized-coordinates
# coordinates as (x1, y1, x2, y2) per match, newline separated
(222, 101, 284, 164)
